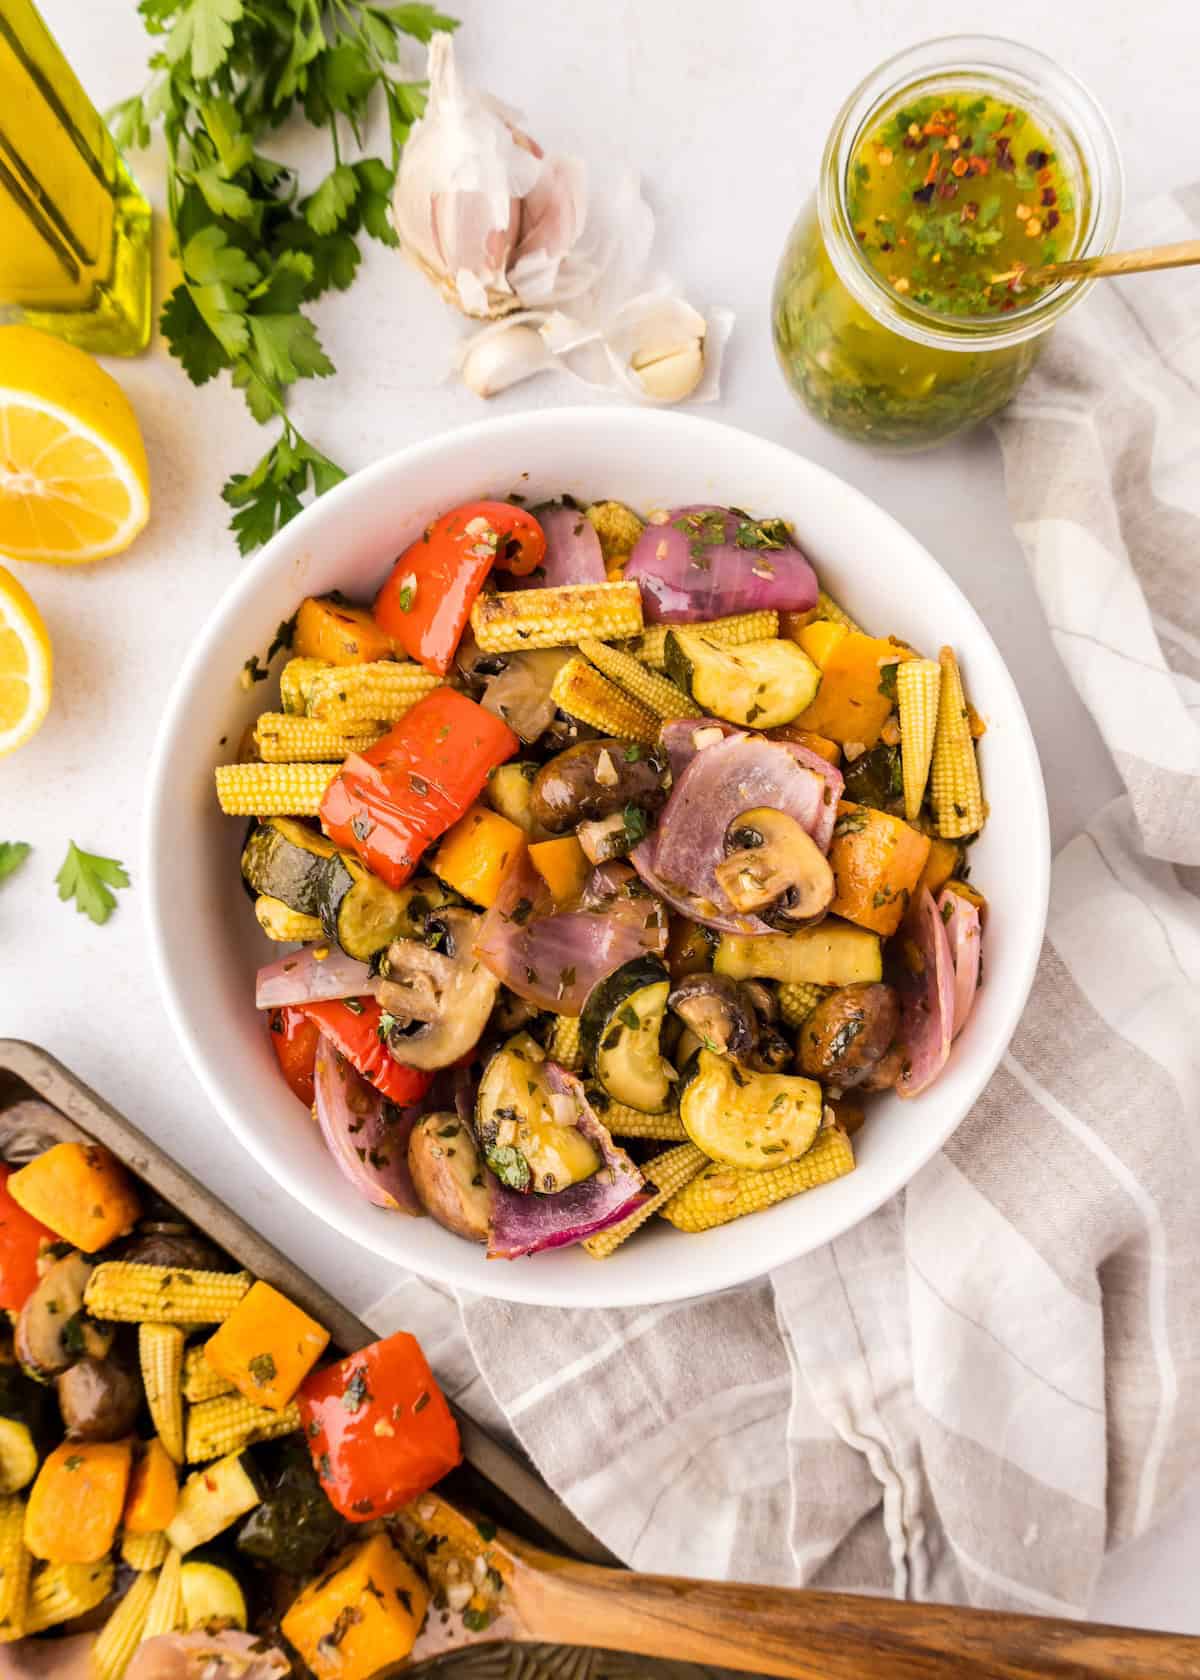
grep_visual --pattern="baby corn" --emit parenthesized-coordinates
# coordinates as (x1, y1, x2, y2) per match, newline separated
(546, 1014, 584, 1072)
(214, 762, 337, 817)
(635, 610, 778, 670)
(93, 1567, 156, 1680)
(254, 712, 385, 762)
(85, 1263, 251, 1325)
(471, 581, 643, 654)
(142, 1548, 183, 1639)
(185, 1394, 301, 1462)
(660, 1128, 855, 1232)
(306, 661, 441, 726)
(896, 658, 942, 822)
(591, 1098, 689, 1141)
(931, 646, 985, 838)
(279, 656, 329, 715)
(24, 1560, 114, 1634)
(586, 500, 645, 564)
(777, 982, 832, 1031)
(183, 1344, 233, 1404)
(584, 1144, 707, 1258)
(0, 1497, 29, 1641)
(578, 637, 701, 720)
(551, 658, 659, 745)
(139, 1323, 185, 1463)
(121, 1531, 168, 1572)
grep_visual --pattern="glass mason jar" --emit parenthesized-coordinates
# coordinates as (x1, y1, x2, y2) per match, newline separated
(772, 36, 1122, 450)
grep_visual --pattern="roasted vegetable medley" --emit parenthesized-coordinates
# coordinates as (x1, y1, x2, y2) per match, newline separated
(0, 1137, 481, 1676)
(215, 495, 988, 1260)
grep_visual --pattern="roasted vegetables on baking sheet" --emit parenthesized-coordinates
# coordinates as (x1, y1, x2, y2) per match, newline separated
(0, 1132, 474, 1675)
(214, 496, 989, 1261)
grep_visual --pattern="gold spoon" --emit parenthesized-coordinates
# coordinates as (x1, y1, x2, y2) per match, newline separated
(992, 236, 1200, 291)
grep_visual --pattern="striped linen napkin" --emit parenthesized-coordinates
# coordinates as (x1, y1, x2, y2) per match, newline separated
(366, 188, 1200, 1615)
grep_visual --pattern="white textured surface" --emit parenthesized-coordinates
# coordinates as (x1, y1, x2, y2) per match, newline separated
(3, 0, 1193, 1627)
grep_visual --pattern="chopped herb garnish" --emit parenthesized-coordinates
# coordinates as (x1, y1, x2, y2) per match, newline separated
(248, 1352, 277, 1387)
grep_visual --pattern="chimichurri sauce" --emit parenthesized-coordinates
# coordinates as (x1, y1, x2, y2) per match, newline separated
(848, 93, 1078, 315)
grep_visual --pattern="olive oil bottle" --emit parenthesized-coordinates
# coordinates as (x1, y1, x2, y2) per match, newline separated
(0, 0, 151, 354)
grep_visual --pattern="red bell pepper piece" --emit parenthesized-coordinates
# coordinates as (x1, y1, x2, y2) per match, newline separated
(267, 1006, 321, 1107)
(301, 999, 434, 1107)
(0, 1165, 53, 1311)
(320, 688, 518, 890)
(299, 1331, 461, 1521)
(374, 501, 546, 674)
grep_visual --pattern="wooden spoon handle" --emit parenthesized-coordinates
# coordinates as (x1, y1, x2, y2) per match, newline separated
(506, 1551, 1200, 1679)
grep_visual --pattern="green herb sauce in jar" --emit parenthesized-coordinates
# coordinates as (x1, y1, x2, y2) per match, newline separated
(772, 38, 1121, 450)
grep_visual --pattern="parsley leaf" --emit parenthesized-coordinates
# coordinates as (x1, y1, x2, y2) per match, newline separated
(0, 842, 31, 886)
(55, 844, 130, 926)
(120, 0, 458, 554)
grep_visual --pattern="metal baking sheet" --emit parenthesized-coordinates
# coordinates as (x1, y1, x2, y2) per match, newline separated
(0, 1037, 610, 1566)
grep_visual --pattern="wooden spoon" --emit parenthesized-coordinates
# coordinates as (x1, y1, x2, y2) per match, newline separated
(398, 1493, 1200, 1679)
(992, 236, 1200, 291)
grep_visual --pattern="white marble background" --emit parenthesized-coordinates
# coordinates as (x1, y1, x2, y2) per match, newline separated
(3, 0, 1196, 1631)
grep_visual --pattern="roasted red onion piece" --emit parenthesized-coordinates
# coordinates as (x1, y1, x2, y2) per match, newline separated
(938, 889, 982, 1041)
(625, 505, 818, 623)
(474, 852, 667, 1015)
(487, 1065, 648, 1259)
(126, 1633, 290, 1680)
(896, 889, 956, 1098)
(534, 503, 606, 586)
(632, 732, 832, 934)
(312, 1035, 424, 1213)
(255, 947, 376, 1010)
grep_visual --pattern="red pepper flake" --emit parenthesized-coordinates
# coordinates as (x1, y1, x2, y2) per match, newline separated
(1041, 186, 1057, 207)
(923, 150, 941, 186)
(923, 121, 948, 137)
(1046, 208, 1061, 230)
(971, 156, 990, 176)
(1025, 149, 1049, 170)
(994, 136, 1015, 173)
(951, 157, 969, 178)
(961, 201, 980, 224)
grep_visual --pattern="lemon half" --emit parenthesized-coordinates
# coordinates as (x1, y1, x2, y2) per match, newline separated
(0, 326, 149, 565)
(0, 564, 52, 754)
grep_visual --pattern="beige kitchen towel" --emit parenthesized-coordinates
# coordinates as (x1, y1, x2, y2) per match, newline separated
(367, 187, 1200, 1611)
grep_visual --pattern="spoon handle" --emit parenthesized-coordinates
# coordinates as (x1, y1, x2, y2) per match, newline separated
(1018, 236, 1200, 289)
(506, 1547, 1200, 1679)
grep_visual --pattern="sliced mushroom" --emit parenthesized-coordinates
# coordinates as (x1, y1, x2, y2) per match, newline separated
(530, 739, 667, 834)
(798, 984, 901, 1092)
(15, 1252, 112, 1380)
(408, 1113, 491, 1243)
(56, 1356, 140, 1441)
(119, 1229, 226, 1272)
(377, 909, 500, 1071)
(740, 979, 779, 1024)
(667, 973, 759, 1061)
(714, 807, 834, 929)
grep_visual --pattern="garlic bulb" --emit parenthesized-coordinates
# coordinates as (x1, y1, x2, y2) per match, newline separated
(397, 39, 735, 402)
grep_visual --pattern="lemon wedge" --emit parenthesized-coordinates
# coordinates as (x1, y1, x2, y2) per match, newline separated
(0, 326, 150, 565)
(0, 564, 52, 755)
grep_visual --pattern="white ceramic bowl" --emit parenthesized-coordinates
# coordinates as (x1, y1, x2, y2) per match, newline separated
(145, 408, 1049, 1308)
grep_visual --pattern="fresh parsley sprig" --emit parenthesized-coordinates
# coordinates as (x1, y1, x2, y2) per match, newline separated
(112, 0, 458, 555)
(56, 844, 131, 926)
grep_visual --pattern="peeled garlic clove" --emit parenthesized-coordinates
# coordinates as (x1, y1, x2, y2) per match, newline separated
(630, 336, 706, 403)
(459, 322, 553, 398)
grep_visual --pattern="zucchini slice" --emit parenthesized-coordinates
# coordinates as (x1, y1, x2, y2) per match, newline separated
(240, 819, 336, 916)
(679, 1049, 822, 1170)
(0, 1416, 37, 1494)
(475, 1034, 601, 1194)
(580, 957, 673, 1112)
(664, 631, 821, 729)
(316, 858, 453, 962)
(166, 1452, 263, 1553)
(713, 920, 882, 985)
(180, 1559, 248, 1630)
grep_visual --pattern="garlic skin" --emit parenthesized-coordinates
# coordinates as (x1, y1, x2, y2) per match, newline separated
(397, 40, 735, 401)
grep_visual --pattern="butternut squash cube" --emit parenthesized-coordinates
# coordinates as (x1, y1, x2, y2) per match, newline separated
(792, 632, 915, 749)
(528, 835, 590, 905)
(294, 596, 394, 666)
(8, 1142, 140, 1253)
(204, 1281, 329, 1413)
(431, 805, 526, 909)
(829, 801, 932, 936)
(281, 1532, 429, 1680)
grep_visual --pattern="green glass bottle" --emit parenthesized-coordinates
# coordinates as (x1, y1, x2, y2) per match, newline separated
(0, 0, 151, 354)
